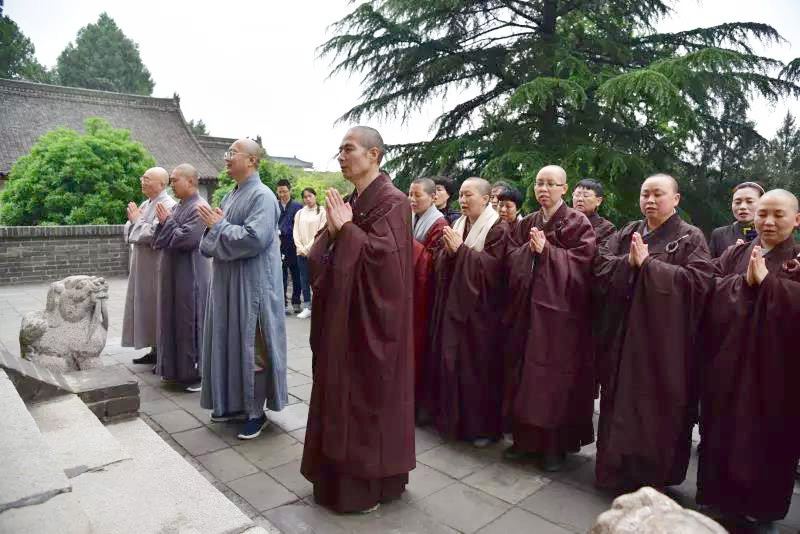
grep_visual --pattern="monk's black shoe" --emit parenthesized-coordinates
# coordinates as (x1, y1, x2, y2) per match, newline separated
(540, 452, 566, 472)
(503, 444, 527, 461)
(132, 351, 156, 365)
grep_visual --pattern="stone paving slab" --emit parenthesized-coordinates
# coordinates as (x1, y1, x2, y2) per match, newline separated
(5, 277, 800, 533)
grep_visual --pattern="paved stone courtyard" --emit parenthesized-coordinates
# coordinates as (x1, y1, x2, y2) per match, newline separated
(2, 276, 800, 533)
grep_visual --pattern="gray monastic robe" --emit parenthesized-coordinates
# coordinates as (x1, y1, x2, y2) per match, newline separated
(152, 192, 212, 383)
(122, 189, 176, 349)
(199, 173, 288, 416)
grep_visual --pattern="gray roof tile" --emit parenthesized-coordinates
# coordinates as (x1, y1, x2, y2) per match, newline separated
(0, 78, 219, 179)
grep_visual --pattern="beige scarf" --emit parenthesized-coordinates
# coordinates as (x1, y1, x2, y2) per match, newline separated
(453, 205, 499, 252)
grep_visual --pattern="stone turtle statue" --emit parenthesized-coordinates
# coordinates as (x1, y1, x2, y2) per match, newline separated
(20, 275, 109, 372)
(591, 487, 727, 534)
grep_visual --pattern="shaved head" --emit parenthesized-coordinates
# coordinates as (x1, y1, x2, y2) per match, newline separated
(348, 126, 385, 163)
(536, 165, 567, 184)
(463, 177, 492, 197)
(146, 167, 169, 187)
(411, 177, 436, 196)
(645, 173, 679, 193)
(760, 188, 799, 213)
(173, 163, 198, 186)
(234, 138, 263, 164)
(755, 188, 800, 247)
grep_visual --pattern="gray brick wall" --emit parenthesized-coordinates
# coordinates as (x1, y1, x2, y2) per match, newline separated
(0, 225, 129, 285)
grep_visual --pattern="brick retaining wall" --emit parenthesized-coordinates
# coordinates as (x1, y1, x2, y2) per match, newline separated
(0, 225, 129, 285)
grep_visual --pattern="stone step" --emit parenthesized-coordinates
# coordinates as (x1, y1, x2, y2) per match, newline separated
(70, 416, 269, 534)
(0, 369, 92, 534)
(28, 394, 130, 478)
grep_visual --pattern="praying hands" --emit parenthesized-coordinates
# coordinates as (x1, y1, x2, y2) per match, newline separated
(126, 202, 142, 224)
(745, 245, 768, 286)
(628, 232, 649, 267)
(442, 226, 463, 254)
(197, 204, 224, 227)
(325, 188, 353, 236)
(155, 202, 172, 224)
(529, 227, 548, 254)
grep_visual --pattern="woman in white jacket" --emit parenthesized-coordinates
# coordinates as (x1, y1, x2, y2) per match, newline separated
(292, 187, 327, 319)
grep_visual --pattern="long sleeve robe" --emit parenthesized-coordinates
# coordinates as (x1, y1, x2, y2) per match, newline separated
(708, 220, 757, 258)
(593, 213, 713, 489)
(152, 192, 212, 383)
(426, 218, 508, 440)
(301, 173, 415, 511)
(504, 203, 597, 453)
(122, 190, 176, 349)
(697, 237, 800, 521)
(412, 217, 448, 408)
(586, 212, 616, 248)
(199, 173, 287, 417)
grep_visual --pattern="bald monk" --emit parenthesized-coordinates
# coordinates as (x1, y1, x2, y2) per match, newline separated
(123, 167, 176, 363)
(301, 126, 415, 513)
(426, 177, 507, 446)
(503, 166, 597, 471)
(408, 177, 447, 415)
(152, 164, 211, 390)
(199, 139, 287, 439)
(707, 181, 764, 258)
(697, 190, 800, 531)
(571, 178, 616, 247)
(593, 173, 714, 490)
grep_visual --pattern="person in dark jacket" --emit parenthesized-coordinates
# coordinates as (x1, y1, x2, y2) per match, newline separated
(708, 181, 764, 258)
(433, 175, 461, 225)
(277, 179, 303, 314)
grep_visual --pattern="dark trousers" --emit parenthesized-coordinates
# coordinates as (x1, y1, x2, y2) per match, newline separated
(296, 255, 312, 309)
(282, 253, 301, 306)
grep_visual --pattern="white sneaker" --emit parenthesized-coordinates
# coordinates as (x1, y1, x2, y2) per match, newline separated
(297, 308, 312, 319)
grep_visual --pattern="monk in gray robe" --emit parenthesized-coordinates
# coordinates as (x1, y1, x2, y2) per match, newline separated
(198, 139, 288, 440)
(152, 164, 211, 391)
(123, 167, 176, 364)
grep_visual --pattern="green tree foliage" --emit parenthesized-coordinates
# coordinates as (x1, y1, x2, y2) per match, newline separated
(187, 119, 209, 137)
(211, 160, 349, 208)
(320, 0, 800, 226)
(0, 15, 54, 83)
(56, 13, 154, 95)
(211, 158, 296, 207)
(0, 118, 155, 225)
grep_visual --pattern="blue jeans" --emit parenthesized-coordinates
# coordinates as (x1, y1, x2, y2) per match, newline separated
(296, 255, 312, 309)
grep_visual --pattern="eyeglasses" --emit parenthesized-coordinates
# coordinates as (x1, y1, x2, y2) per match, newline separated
(572, 191, 596, 199)
(224, 150, 249, 160)
(535, 181, 565, 188)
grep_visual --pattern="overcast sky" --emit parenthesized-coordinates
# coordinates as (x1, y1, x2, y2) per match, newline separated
(7, 0, 800, 171)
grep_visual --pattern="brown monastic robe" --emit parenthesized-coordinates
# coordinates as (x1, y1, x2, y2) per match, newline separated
(593, 213, 713, 488)
(504, 203, 597, 453)
(412, 218, 448, 405)
(586, 211, 616, 248)
(697, 237, 800, 521)
(426, 216, 508, 440)
(301, 173, 415, 513)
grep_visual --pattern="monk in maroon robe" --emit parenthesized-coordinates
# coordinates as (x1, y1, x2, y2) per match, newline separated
(697, 189, 800, 530)
(593, 174, 714, 490)
(426, 177, 507, 446)
(301, 127, 415, 513)
(571, 178, 615, 247)
(503, 165, 597, 472)
(408, 178, 447, 414)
